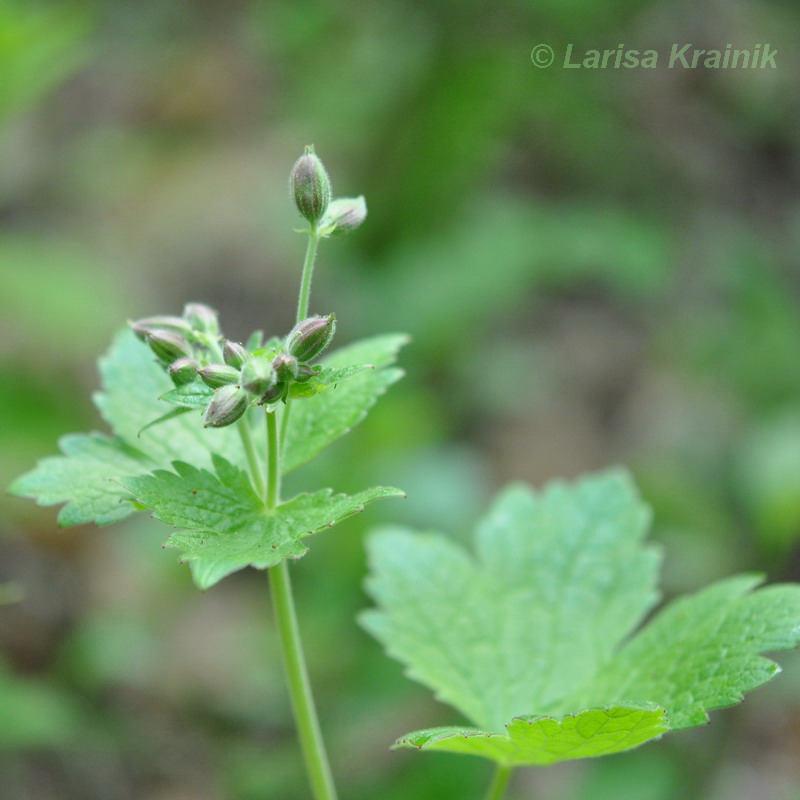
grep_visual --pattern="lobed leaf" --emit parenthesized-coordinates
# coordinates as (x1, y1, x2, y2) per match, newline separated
(362, 471, 659, 732)
(289, 364, 374, 399)
(564, 574, 800, 729)
(9, 433, 153, 526)
(120, 454, 405, 589)
(362, 469, 800, 767)
(395, 706, 669, 766)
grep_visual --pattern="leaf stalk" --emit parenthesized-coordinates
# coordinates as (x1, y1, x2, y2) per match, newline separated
(483, 764, 513, 800)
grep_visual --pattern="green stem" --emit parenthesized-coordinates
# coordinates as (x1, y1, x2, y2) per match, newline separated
(279, 402, 292, 457)
(237, 416, 265, 500)
(264, 404, 338, 800)
(296, 228, 321, 323)
(265, 409, 280, 509)
(483, 765, 513, 800)
(281, 226, 319, 456)
(269, 562, 338, 800)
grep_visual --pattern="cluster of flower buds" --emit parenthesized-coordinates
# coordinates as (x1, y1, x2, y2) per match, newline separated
(131, 303, 221, 380)
(196, 314, 336, 428)
(289, 146, 367, 235)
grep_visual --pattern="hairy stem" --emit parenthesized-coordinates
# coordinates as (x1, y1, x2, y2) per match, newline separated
(265, 409, 280, 509)
(296, 227, 321, 323)
(264, 405, 338, 800)
(280, 226, 318, 457)
(237, 417, 265, 500)
(483, 765, 513, 800)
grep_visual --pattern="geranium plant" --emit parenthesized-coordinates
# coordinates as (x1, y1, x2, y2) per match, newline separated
(12, 148, 800, 800)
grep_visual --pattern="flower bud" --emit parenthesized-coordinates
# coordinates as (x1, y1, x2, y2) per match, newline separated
(182, 303, 219, 335)
(260, 382, 286, 405)
(286, 314, 336, 362)
(272, 352, 299, 383)
(289, 145, 332, 224)
(130, 315, 193, 341)
(197, 363, 240, 389)
(240, 354, 277, 396)
(223, 340, 249, 369)
(203, 385, 249, 428)
(168, 357, 200, 385)
(321, 196, 367, 235)
(146, 330, 192, 363)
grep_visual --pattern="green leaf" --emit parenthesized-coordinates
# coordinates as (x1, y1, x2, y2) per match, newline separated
(11, 329, 249, 528)
(289, 363, 373, 399)
(563, 574, 800, 730)
(363, 471, 659, 732)
(119, 454, 405, 589)
(9, 433, 153, 525)
(282, 333, 408, 473)
(159, 380, 215, 409)
(362, 470, 800, 767)
(395, 706, 670, 766)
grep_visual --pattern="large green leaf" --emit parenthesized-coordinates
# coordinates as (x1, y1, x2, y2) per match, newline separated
(363, 471, 660, 732)
(396, 706, 669, 766)
(120, 454, 404, 589)
(282, 333, 408, 473)
(9, 434, 152, 526)
(362, 470, 800, 767)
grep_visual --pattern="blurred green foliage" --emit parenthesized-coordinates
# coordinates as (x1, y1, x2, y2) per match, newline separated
(2, 0, 800, 798)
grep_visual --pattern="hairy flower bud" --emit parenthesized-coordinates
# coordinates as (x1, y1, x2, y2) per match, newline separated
(286, 314, 336, 362)
(321, 196, 367, 235)
(240, 354, 277, 396)
(289, 145, 331, 224)
(130, 315, 193, 341)
(146, 330, 192, 363)
(182, 303, 219, 335)
(260, 382, 286, 405)
(223, 340, 249, 369)
(272, 352, 299, 383)
(197, 363, 240, 389)
(168, 357, 200, 385)
(203, 385, 249, 428)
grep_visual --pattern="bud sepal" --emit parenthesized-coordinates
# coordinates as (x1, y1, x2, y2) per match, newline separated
(286, 314, 336, 363)
(203, 385, 249, 428)
(146, 330, 193, 364)
(289, 145, 332, 225)
(131, 315, 194, 341)
(197, 364, 241, 389)
(183, 303, 220, 335)
(319, 196, 367, 236)
(223, 340, 250, 369)
(168, 357, 201, 385)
